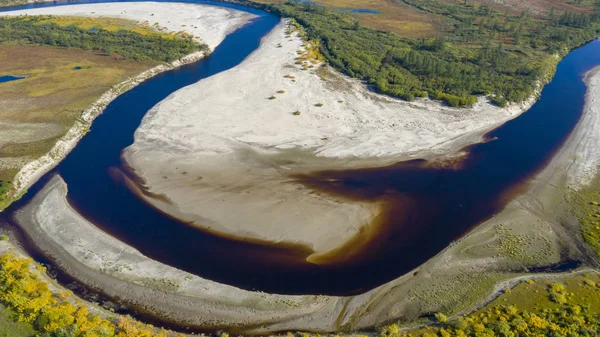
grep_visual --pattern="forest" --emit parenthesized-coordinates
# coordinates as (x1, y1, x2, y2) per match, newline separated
(0, 16, 206, 62)
(252, 0, 600, 106)
(0, 253, 185, 337)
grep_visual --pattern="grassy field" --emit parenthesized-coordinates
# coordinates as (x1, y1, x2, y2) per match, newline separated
(568, 173, 600, 259)
(0, 15, 204, 208)
(0, 304, 35, 337)
(478, 273, 600, 313)
(257, 0, 597, 39)
(255, 0, 449, 38)
(443, 0, 597, 19)
(385, 272, 600, 337)
(0, 45, 156, 178)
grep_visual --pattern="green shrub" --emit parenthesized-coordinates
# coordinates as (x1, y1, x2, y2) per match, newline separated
(434, 312, 448, 323)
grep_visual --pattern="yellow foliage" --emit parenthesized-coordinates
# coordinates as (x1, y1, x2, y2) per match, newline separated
(379, 276, 600, 337)
(0, 253, 180, 337)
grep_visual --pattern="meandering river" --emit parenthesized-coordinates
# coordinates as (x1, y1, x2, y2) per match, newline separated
(2, 0, 600, 296)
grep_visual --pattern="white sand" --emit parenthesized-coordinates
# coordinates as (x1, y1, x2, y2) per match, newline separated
(0, 2, 256, 197)
(566, 67, 600, 189)
(129, 20, 532, 160)
(14, 175, 339, 331)
(124, 20, 536, 257)
(11, 69, 599, 331)
(1, 2, 256, 50)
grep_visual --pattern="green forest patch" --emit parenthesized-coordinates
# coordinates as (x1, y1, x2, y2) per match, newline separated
(253, 0, 600, 107)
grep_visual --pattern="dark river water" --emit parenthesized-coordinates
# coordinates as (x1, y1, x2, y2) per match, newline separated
(2, 0, 600, 297)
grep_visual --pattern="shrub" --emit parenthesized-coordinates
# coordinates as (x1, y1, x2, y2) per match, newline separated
(435, 312, 448, 323)
(315, 103, 324, 107)
(491, 96, 508, 107)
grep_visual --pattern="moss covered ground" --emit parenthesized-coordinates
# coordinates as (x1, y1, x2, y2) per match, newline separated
(383, 272, 600, 337)
(568, 174, 600, 259)
(0, 15, 203, 209)
(0, 304, 35, 337)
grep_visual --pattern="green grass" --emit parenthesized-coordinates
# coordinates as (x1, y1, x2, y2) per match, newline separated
(476, 273, 600, 315)
(492, 223, 554, 263)
(390, 272, 600, 337)
(406, 272, 514, 316)
(568, 173, 600, 258)
(0, 304, 35, 337)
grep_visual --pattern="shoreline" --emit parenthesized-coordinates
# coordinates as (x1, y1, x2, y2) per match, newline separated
(5, 25, 600, 337)
(13, 175, 341, 334)
(0, 1, 257, 206)
(123, 19, 540, 258)
(392, 64, 600, 330)
(0, 1, 598, 334)
(10, 172, 596, 334)
(565, 65, 600, 189)
(10, 50, 206, 198)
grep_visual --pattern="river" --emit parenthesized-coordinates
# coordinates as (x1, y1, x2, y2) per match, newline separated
(1, 0, 600, 296)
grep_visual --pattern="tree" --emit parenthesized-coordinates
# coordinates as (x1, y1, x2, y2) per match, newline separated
(435, 313, 448, 323)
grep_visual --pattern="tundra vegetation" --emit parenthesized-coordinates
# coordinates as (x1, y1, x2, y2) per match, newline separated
(0, 252, 186, 336)
(0, 16, 205, 209)
(1, 249, 599, 337)
(568, 174, 600, 259)
(252, 0, 600, 106)
(0, 0, 39, 7)
(0, 16, 205, 62)
(382, 273, 600, 337)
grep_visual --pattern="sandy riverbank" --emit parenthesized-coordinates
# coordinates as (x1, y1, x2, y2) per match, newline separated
(565, 66, 600, 189)
(0, 2, 256, 198)
(9, 170, 590, 334)
(14, 175, 343, 332)
(9, 52, 600, 337)
(123, 19, 537, 257)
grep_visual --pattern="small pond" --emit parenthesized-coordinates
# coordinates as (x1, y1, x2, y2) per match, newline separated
(0, 75, 25, 83)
